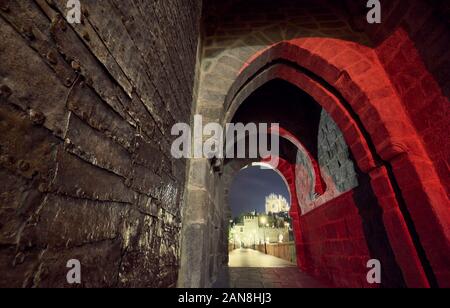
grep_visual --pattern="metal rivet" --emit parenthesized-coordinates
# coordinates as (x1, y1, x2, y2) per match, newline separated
(18, 160, 30, 172)
(38, 183, 48, 193)
(57, 17, 68, 32)
(65, 78, 73, 87)
(29, 109, 46, 126)
(0, 85, 12, 99)
(71, 60, 81, 71)
(22, 25, 35, 40)
(82, 31, 90, 42)
(47, 51, 58, 65)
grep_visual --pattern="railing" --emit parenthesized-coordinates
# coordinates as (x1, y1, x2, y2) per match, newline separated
(229, 242, 297, 265)
(255, 242, 297, 264)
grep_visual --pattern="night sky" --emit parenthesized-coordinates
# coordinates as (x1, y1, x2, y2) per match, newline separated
(229, 165, 291, 218)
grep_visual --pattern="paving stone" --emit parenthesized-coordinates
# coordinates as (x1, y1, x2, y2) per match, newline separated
(223, 249, 328, 288)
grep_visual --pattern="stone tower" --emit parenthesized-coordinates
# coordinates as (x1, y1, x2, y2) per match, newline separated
(265, 194, 290, 214)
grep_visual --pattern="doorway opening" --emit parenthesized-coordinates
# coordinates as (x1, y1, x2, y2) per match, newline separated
(228, 163, 296, 268)
(220, 77, 405, 288)
(224, 163, 327, 288)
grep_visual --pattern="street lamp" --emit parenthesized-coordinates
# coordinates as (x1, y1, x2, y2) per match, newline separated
(260, 216, 268, 254)
(230, 229, 236, 250)
(260, 216, 267, 225)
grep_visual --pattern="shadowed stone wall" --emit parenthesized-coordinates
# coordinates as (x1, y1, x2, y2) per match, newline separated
(2, 0, 448, 289)
(0, 0, 201, 288)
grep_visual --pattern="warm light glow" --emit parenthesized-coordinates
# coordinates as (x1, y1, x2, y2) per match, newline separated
(260, 216, 267, 225)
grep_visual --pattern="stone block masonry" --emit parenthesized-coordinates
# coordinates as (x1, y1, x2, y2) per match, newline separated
(1, 0, 449, 290)
(318, 110, 358, 194)
(0, 0, 201, 288)
(185, 0, 449, 289)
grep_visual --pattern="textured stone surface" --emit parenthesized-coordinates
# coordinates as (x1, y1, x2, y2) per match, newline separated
(227, 267, 328, 289)
(181, 0, 449, 290)
(1, 0, 448, 290)
(0, 0, 201, 288)
(318, 110, 358, 193)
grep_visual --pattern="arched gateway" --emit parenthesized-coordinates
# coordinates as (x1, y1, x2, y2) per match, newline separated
(179, 30, 449, 289)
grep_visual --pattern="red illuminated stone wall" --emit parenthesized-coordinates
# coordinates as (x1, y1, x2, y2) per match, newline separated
(220, 0, 450, 286)
(297, 191, 373, 288)
(369, 1, 450, 286)
(373, 3, 450, 196)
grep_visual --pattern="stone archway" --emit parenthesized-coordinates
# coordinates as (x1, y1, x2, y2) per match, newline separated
(180, 1, 449, 289)
(221, 138, 313, 270)
(221, 39, 449, 287)
(220, 68, 405, 288)
(179, 38, 448, 289)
